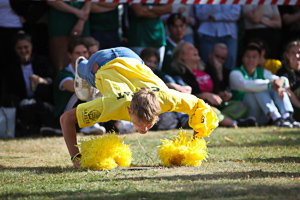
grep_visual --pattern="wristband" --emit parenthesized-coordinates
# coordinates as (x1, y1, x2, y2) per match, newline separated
(71, 153, 82, 162)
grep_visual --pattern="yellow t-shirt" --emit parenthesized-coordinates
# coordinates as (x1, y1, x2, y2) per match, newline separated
(76, 57, 218, 137)
(265, 59, 282, 75)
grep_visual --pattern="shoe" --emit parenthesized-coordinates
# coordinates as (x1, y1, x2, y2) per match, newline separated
(273, 118, 292, 128)
(74, 56, 90, 101)
(40, 127, 63, 136)
(115, 120, 136, 134)
(92, 87, 103, 100)
(285, 116, 300, 128)
(237, 116, 258, 127)
(80, 123, 106, 135)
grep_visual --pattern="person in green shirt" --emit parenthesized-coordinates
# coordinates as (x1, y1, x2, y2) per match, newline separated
(230, 45, 300, 127)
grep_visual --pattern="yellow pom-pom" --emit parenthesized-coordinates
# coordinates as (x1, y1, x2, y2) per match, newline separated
(189, 99, 219, 138)
(77, 132, 133, 170)
(157, 130, 208, 167)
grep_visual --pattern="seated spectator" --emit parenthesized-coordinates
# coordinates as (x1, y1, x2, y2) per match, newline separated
(205, 43, 232, 100)
(230, 45, 300, 127)
(171, 41, 257, 127)
(1, 31, 60, 136)
(205, 43, 250, 121)
(83, 36, 100, 58)
(248, 38, 282, 74)
(140, 47, 191, 94)
(277, 40, 300, 121)
(53, 37, 106, 135)
(161, 13, 187, 75)
(162, 4, 196, 45)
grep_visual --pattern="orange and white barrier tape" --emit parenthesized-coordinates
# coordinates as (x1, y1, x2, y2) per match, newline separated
(45, 0, 300, 5)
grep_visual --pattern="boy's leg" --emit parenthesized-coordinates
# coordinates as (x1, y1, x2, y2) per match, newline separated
(243, 92, 269, 126)
(270, 90, 294, 114)
(75, 47, 144, 100)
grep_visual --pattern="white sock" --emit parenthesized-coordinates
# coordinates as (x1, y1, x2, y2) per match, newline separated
(281, 112, 290, 120)
(270, 111, 281, 121)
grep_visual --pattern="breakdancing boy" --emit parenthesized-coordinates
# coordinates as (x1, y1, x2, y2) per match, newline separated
(60, 47, 218, 168)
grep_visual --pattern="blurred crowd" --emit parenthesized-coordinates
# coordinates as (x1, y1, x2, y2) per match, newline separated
(1, 1, 300, 137)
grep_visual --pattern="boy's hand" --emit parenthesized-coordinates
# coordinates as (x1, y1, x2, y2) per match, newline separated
(193, 130, 203, 139)
(73, 160, 81, 169)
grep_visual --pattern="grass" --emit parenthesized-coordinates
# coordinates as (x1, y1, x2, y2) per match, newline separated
(0, 127, 299, 200)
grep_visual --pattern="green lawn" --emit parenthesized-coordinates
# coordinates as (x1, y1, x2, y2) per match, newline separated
(0, 127, 299, 200)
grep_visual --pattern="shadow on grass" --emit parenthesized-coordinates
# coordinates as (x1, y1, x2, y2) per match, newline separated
(218, 156, 300, 164)
(93, 170, 300, 182)
(0, 165, 77, 174)
(245, 156, 300, 163)
(1, 176, 299, 200)
(208, 129, 300, 148)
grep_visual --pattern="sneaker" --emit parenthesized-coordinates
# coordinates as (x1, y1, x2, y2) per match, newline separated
(273, 118, 292, 128)
(40, 127, 63, 136)
(285, 116, 300, 128)
(74, 56, 90, 101)
(237, 116, 258, 127)
(80, 123, 106, 135)
(115, 120, 136, 134)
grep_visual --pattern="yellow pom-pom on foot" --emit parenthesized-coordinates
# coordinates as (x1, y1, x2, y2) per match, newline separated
(157, 130, 208, 167)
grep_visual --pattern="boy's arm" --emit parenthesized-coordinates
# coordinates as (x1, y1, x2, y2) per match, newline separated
(160, 89, 218, 137)
(60, 108, 80, 168)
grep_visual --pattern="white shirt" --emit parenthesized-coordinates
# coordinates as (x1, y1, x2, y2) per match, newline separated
(0, 0, 22, 28)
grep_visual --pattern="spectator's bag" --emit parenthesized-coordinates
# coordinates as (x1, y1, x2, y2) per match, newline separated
(0, 107, 16, 139)
(220, 100, 248, 120)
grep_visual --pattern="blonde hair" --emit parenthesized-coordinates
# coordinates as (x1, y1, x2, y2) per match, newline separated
(212, 43, 228, 52)
(130, 87, 161, 124)
(171, 42, 205, 74)
(283, 40, 300, 66)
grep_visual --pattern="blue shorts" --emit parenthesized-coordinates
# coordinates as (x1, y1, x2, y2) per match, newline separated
(78, 47, 144, 88)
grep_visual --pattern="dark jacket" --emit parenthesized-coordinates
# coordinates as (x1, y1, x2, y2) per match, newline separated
(3, 54, 55, 103)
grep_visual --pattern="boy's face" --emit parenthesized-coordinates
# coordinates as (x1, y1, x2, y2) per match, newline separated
(144, 56, 158, 71)
(285, 45, 300, 70)
(169, 18, 186, 42)
(68, 44, 89, 67)
(88, 45, 99, 59)
(128, 108, 157, 134)
(242, 50, 260, 72)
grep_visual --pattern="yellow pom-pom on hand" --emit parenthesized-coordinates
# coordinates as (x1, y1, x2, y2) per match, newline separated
(189, 99, 219, 138)
(157, 130, 208, 167)
(77, 132, 133, 170)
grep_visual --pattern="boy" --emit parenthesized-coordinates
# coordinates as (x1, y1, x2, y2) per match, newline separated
(230, 45, 300, 127)
(60, 47, 218, 168)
